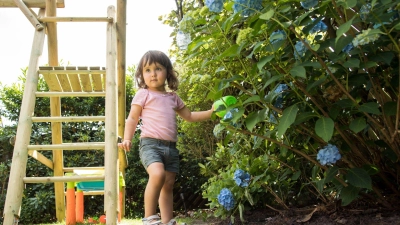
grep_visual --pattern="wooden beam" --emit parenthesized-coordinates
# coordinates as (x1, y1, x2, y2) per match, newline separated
(35, 92, 106, 97)
(39, 69, 106, 75)
(0, 0, 64, 8)
(31, 116, 105, 122)
(28, 143, 106, 150)
(23, 175, 105, 183)
(2, 10, 46, 224)
(38, 16, 113, 22)
(28, 150, 53, 169)
(105, 5, 119, 224)
(12, 0, 44, 30)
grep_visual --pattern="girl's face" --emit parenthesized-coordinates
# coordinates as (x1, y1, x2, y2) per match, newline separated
(142, 62, 167, 92)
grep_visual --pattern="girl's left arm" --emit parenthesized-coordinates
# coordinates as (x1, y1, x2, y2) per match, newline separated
(177, 106, 213, 122)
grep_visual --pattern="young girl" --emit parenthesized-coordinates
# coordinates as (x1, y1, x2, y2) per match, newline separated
(118, 50, 213, 225)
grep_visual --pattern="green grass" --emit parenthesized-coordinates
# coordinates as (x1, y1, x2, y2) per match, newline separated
(32, 218, 196, 225)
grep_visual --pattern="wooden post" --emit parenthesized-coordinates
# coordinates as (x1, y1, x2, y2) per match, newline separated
(12, 0, 44, 30)
(117, 0, 127, 218)
(45, 0, 65, 221)
(2, 11, 46, 224)
(104, 5, 119, 224)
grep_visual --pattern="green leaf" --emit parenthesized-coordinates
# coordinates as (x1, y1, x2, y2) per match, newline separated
(243, 95, 260, 105)
(343, 58, 360, 68)
(289, 66, 306, 78)
(349, 117, 367, 133)
(340, 185, 359, 206)
(259, 9, 274, 20)
(315, 117, 334, 142)
(325, 166, 339, 183)
(239, 203, 244, 221)
(346, 168, 372, 189)
(277, 105, 299, 137)
(335, 17, 355, 43)
(262, 75, 283, 90)
(293, 112, 318, 125)
(257, 55, 274, 71)
(291, 171, 301, 180)
(394, 22, 400, 30)
(245, 189, 254, 205)
(383, 101, 397, 116)
(335, 99, 355, 108)
(245, 108, 268, 131)
(222, 13, 241, 34)
(218, 44, 241, 58)
(316, 179, 325, 193)
(359, 102, 381, 115)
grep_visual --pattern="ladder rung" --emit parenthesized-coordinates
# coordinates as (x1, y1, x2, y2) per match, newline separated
(38, 69, 106, 75)
(28, 143, 105, 150)
(64, 191, 104, 196)
(63, 167, 105, 172)
(35, 92, 106, 97)
(31, 116, 105, 122)
(23, 175, 104, 183)
(38, 17, 113, 22)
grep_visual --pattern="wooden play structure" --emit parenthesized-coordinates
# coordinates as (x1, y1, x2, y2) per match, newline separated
(1, 0, 128, 224)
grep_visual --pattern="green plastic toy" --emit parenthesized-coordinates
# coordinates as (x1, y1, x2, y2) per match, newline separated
(213, 96, 237, 117)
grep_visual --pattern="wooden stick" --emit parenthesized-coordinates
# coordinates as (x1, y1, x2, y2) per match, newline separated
(35, 92, 106, 97)
(23, 175, 105, 183)
(63, 167, 105, 172)
(12, 0, 44, 30)
(28, 150, 54, 169)
(31, 116, 105, 122)
(28, 143, 106, 150)
(38, 16, 113, 22)
(0, 0, 64, 8)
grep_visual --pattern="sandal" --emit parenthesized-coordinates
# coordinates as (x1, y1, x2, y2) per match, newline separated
(142, 215, 162, 225)
(163, 219, 177, 225)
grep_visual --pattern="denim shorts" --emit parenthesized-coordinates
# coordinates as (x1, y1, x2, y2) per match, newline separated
(139, 137, 180, 173)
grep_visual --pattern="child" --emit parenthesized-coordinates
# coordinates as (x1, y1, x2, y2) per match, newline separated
(118, 50, 213, 225)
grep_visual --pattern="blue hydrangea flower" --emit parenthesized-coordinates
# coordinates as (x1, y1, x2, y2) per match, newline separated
(342, 43, 354, 54)
(310, 20, 328, 34)
(360, 3, 372, 21)
(205, 0, 225, 13)
(294, 40, 308, 60)
(176, 31, 191, 50)
(233, 0, 263, 17)
(222, 108, 239, 121)
(269, 30, 287, 44)
(317, 144, 341, 165)
(217, 188, 235, 210)
(300, 0, 318, 9)
(274, 84, 288, 94)
(233, 169, 251, 187)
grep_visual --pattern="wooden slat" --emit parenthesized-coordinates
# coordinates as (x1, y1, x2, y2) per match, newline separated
(39, 66, 62, 91)
(66, 66, 81, 92)
(28, 142, 105, 150)
(0, 0, 64, 8)
(78, 66, 92, 92)
(38, 17, 113, 22)
(35, 92, 106, 97)
(31, 116, 105, 122)
(91, 66, 103, 91)
(28, 150, 53, 169)
(102, 67, 106, 91)
(23, 175, 104, 183)
(55, 66, 72, 92)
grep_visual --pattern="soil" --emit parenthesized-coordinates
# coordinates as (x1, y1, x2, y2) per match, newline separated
(180, 202, 400, 225)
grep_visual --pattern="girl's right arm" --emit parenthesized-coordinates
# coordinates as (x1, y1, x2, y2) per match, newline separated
(118, 104, 142, 151)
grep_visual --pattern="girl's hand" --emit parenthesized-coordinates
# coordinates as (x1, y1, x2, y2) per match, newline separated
(118, 140, 132, 151)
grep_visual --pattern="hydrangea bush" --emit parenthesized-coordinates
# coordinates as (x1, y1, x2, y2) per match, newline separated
(165, 0, 400, 221)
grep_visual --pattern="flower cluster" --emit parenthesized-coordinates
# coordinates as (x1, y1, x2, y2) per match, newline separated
(213, 124, 225, 138)
(269, 30, 286, 44)
(360, 3, 372, 21)
(352, 28, 381, 47)
(233, 169, 251, 187)
(176, 31, 191, 50)
(309, 20, 327, 34)
(342, 43, 354, 54)
(294, 40, 308, 60)
(205, 0, 225, 13)
(317, 144, 341, 165)
(300, 0, 318, 9)
(223, 108, 239, 121)
(236, 28, 254, 45)
(217, 188, 235, 210)
(179, 15, 193, 33)
(233, 0, 263, 17)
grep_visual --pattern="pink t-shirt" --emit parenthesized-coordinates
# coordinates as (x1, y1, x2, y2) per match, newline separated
(131, 89, 185, 142)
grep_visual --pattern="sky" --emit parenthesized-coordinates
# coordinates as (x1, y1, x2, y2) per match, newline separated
(0, 0, 176, 86)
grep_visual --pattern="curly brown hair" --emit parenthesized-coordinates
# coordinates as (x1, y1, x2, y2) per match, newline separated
(134, 50, 179, 91)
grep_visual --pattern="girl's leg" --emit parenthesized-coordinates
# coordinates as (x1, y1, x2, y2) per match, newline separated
(159, 171, 176, 224)
(144, 162, 166, 218)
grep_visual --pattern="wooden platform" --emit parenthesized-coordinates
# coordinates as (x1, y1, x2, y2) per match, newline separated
(0, 0, 64, 8)
(39, 66, 106, 92)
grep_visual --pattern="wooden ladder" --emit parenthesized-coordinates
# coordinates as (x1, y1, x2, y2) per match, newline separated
(2, 5, 124, 225)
